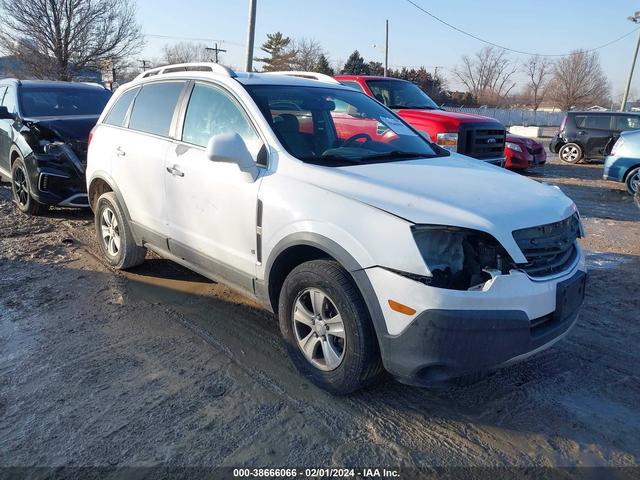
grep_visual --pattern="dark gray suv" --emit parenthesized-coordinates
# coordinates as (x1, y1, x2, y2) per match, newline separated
(550, 111, 640, 164)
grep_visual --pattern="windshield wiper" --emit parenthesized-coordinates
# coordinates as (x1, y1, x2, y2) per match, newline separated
(357, 151, 433, 162)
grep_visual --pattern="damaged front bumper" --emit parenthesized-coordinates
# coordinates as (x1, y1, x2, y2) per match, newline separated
(24, 145, 89, 207)
(366, 247, 587, 385)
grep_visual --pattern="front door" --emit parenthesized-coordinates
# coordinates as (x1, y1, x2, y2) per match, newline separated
(164, 82, 264, 287)
(0, 85, 16, 175)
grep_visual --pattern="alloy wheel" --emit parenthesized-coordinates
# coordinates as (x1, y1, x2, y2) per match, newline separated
(292, 288, 346, 371)
(561, 145, 579, 162)
(13, 166, 29, 207)
(100, 207, 121, 257)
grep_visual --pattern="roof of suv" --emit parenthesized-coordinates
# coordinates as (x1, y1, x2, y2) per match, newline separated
(129, 63, 350, 90)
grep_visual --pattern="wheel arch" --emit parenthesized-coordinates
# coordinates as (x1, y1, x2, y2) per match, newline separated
(262, 232, 389, 343)
(623, 163, 640, 181)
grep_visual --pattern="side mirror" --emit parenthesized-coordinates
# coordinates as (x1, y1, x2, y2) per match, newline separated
(206, 132, 260, 182)
(0, 106, 14, 120)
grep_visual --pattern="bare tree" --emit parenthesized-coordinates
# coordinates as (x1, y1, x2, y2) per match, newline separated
(524, 55, 552, 111)
(291, 38, 324, 71)
(548, 50, 610, 111)
(161, 42, 211, 65)
(0, 0, 144, 80)
(454, 46, 518, 106)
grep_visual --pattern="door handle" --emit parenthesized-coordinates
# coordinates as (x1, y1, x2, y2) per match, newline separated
(115, 146, 126, 157)
(166, 165, 184, 177)
(577, 130, 587, 135)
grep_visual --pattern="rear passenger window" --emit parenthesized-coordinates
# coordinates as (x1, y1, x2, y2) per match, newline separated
(583, 115, 612, 130)
(129, 82, 185, 136)
(104, 87, 139, 127)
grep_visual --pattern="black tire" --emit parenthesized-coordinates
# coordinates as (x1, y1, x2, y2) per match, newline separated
(11, 157, 45, 215)
(558, 143, 584, 164)
(625, 166, 640, 195)
(95, 192, 146, 269)
(278, 259, 383, 394)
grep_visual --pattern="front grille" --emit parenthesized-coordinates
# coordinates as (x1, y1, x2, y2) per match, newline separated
(513, 214, 581, 277)
(458, 124, 506, 159)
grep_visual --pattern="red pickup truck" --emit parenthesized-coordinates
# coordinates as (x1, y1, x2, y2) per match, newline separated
(335, 75, 507, 166)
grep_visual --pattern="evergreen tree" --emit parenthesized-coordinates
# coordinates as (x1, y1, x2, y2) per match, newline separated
(254, 32, 297, 72)
(341, 50, 369, 75)
(314, 54, 334, 76)
(368, 61, 384, 76)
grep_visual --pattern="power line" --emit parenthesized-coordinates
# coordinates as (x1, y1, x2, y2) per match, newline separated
(403, 0, 640, 57)
(145, 33, 244, 47)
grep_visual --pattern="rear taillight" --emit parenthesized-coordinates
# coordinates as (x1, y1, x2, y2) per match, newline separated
(88, 126, 96, 147)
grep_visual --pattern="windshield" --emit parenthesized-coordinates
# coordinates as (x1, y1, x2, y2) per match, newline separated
(20, 86, 111, 117)
(365, 79, 439, 110)
(246, 85, 443, 166)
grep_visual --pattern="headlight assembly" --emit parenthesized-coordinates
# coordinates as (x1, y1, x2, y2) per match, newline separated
(410, 225, 513, 290)
(505, 141, 522, 152)
(436, 132, 458, 152)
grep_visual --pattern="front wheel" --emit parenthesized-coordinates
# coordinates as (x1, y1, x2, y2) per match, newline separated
(625, 167, 640, 195)
(559, 143, 584, 164)
(278, 259, 383, 394)
(95, 192, 147, 269)
(11, 157, 45, 215)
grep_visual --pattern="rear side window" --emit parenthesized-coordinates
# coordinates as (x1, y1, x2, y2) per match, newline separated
(104, 87, 139, 127)
(129, 82, 185, 137)
(576, 114, 612, 130)
(614, 115, 640, 132)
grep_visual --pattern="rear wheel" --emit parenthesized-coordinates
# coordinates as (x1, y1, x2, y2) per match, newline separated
(626, 167, 640, 195)
(559, 143, 584, 164)
(278, 259, 383, 394)
(95, 192, 146, 269)
(11, 157, 45, 215)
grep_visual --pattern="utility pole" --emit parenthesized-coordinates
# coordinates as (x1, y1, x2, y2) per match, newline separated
(244, 0, 257, 72)
(621, 11, 640, 111)
(206, 43, 227, 63)
(139, 59, 149, 71)
(384, 19, 389, 77)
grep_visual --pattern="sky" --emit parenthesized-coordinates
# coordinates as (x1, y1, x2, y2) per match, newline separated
(136, 0, 640, 99)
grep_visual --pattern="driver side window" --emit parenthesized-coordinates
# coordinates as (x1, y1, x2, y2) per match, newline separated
(182, 83, 261, 156)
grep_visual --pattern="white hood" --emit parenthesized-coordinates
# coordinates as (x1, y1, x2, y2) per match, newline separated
(293, 154, 577, 262)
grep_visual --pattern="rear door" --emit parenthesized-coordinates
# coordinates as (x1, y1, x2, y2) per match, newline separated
(110, 81, 187, 240)
(574, 114, 614, 157)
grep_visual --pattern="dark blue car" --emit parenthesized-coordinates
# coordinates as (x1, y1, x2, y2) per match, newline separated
(603, 130, 640, 195)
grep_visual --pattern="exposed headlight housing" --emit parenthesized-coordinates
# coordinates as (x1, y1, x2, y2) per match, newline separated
(611, 136, 624, 156)
(505, 141, 523, 152)
(436, 132, 458, 152)
(410, 225, 513, 290)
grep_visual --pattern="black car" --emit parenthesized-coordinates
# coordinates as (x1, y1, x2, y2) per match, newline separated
(550, 110, 640, 164)
(0, 79, 111, 214)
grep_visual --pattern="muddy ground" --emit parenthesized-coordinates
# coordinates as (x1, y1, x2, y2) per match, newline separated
(1, 156, 639, 471)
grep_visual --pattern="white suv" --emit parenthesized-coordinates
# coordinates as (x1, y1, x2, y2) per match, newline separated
(87, 63, 586, 394)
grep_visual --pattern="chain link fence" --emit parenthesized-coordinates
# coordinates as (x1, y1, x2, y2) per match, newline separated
(443, 107, 565, 127)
